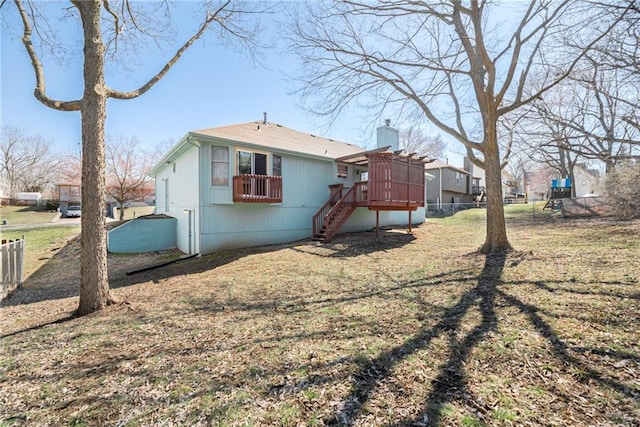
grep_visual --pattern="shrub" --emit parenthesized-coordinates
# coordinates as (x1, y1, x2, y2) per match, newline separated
(606, 161, 640, 219)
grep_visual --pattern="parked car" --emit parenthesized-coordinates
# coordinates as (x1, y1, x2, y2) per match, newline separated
(66, 205, 82, 218)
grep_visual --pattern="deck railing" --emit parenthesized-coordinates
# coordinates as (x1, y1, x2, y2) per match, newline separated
(322, 184, 358, 242)
(312, 185, 343, 238)
(312, 182, 370, 242)
(352, 181, 368, 205)
(233, 174, 283, 203)
(472, 185, 485, 195)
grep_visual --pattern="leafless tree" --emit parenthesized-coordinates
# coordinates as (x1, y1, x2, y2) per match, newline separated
(105, 134, 155, 221)
(55, 150, 82, 187)
(527, 55, 639, 173)
(589, 1, 639, 80)
(502, 151, 531, 196)
(508, 98, 585, 198)
(399, 127, 447, 160)
(289, 0, 632, 253)
(505, 5, 639, 196)
(0, 125, 59, 199)
(7, 0, 266, 315)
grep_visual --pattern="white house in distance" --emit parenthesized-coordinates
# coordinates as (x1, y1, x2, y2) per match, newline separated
(149, 115, 429, 255)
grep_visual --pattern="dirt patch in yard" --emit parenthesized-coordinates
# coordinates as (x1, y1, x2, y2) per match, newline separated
(2, 234, 183, 307)
(1, 211, 639, 426)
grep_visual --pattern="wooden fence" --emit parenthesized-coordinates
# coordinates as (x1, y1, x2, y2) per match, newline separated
(1, 237, 25, 300)
(562, 196, 615, 217)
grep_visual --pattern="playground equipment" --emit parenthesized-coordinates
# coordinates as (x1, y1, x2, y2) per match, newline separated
(544, 178, 572, 210)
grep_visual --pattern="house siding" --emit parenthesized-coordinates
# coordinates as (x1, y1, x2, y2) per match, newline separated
(152, 124, 428, 256)
(200, 205, 316, 252)
(199, 150, 336, 253)
(197, 147, 424, 254)
(155, 145, 200, 254)
(199, 205, 425, 253)
(425, 167, 471, 205)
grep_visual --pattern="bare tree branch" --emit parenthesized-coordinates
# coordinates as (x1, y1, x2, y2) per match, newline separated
(14, 0, 81, 111)
(8, 0, 267, 315)
(107, 1, 233, 100)
(288, 0, 632, 254)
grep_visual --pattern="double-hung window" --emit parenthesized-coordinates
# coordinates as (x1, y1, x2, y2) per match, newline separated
(211, 146, 229, 186)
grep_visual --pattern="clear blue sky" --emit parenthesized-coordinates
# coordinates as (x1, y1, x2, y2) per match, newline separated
(1, 2, 461, 162)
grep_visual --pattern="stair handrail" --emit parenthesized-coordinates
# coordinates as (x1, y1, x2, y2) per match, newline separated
(323, 184, 359, 242)
(312, 185, 343, 237)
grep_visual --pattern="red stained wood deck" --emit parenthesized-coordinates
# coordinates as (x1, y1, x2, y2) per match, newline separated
(313, 152, 426, 242)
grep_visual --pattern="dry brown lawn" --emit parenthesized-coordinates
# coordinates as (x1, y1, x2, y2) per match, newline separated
(1, 206, 639, 426)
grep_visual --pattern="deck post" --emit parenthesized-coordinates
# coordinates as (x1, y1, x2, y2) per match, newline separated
(376, 210, 379, 237)
(408, 210, 412, 233)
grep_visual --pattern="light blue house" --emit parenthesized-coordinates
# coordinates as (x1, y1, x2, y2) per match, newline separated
(150, 116, 429, 255)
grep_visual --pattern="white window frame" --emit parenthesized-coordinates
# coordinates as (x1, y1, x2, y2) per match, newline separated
(211, 146, 230, 186)
(235, 148, 271, 175)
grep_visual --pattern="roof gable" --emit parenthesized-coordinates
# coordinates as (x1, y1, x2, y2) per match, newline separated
(424, 159, 469, 174)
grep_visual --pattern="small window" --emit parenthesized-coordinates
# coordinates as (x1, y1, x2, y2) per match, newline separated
(212, 146, 229, 186)
(273, 155, 282, 177)
(164, 178, 169, 211)
(337, 164, 348, 179)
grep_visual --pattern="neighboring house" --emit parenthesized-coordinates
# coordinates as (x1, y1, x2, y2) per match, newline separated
(17, 192, 42, 206)
(424, 157, 517, 209)
(56, 182, 81, 216)
(0, 177, 10, 204)
(106, 182, 155, 218)
(572, 163, 602, 198)
(58, 182, 155, 217)
(424, 160, 471, 208)
(150, 118, 429, 255)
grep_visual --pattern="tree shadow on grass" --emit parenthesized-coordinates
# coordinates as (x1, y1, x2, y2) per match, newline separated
(292, 229, 417, 259)
(1, 237, 268, 308)
(325, 251, 639, 426)
(2, 228, 417, 310)
(3, 245, 636, 425)
(323, 252, 506, 426)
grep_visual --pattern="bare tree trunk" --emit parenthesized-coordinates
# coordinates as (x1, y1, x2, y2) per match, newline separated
(481, 121, 511, 253)
(13, 0, 263, 315)
(76, 0, 111, 316)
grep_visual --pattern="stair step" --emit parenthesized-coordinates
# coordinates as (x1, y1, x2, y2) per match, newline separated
(314, 189, 358, 244)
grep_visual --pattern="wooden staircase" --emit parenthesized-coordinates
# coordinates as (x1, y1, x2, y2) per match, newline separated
(312, 185, 359, 243)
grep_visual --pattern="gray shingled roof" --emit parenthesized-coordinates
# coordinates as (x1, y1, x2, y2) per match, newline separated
(190, 121, 365, 160)
(423, 159, 469, 174)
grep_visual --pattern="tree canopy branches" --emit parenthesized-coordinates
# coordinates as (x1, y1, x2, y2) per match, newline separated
(288, 0, 634, 252)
